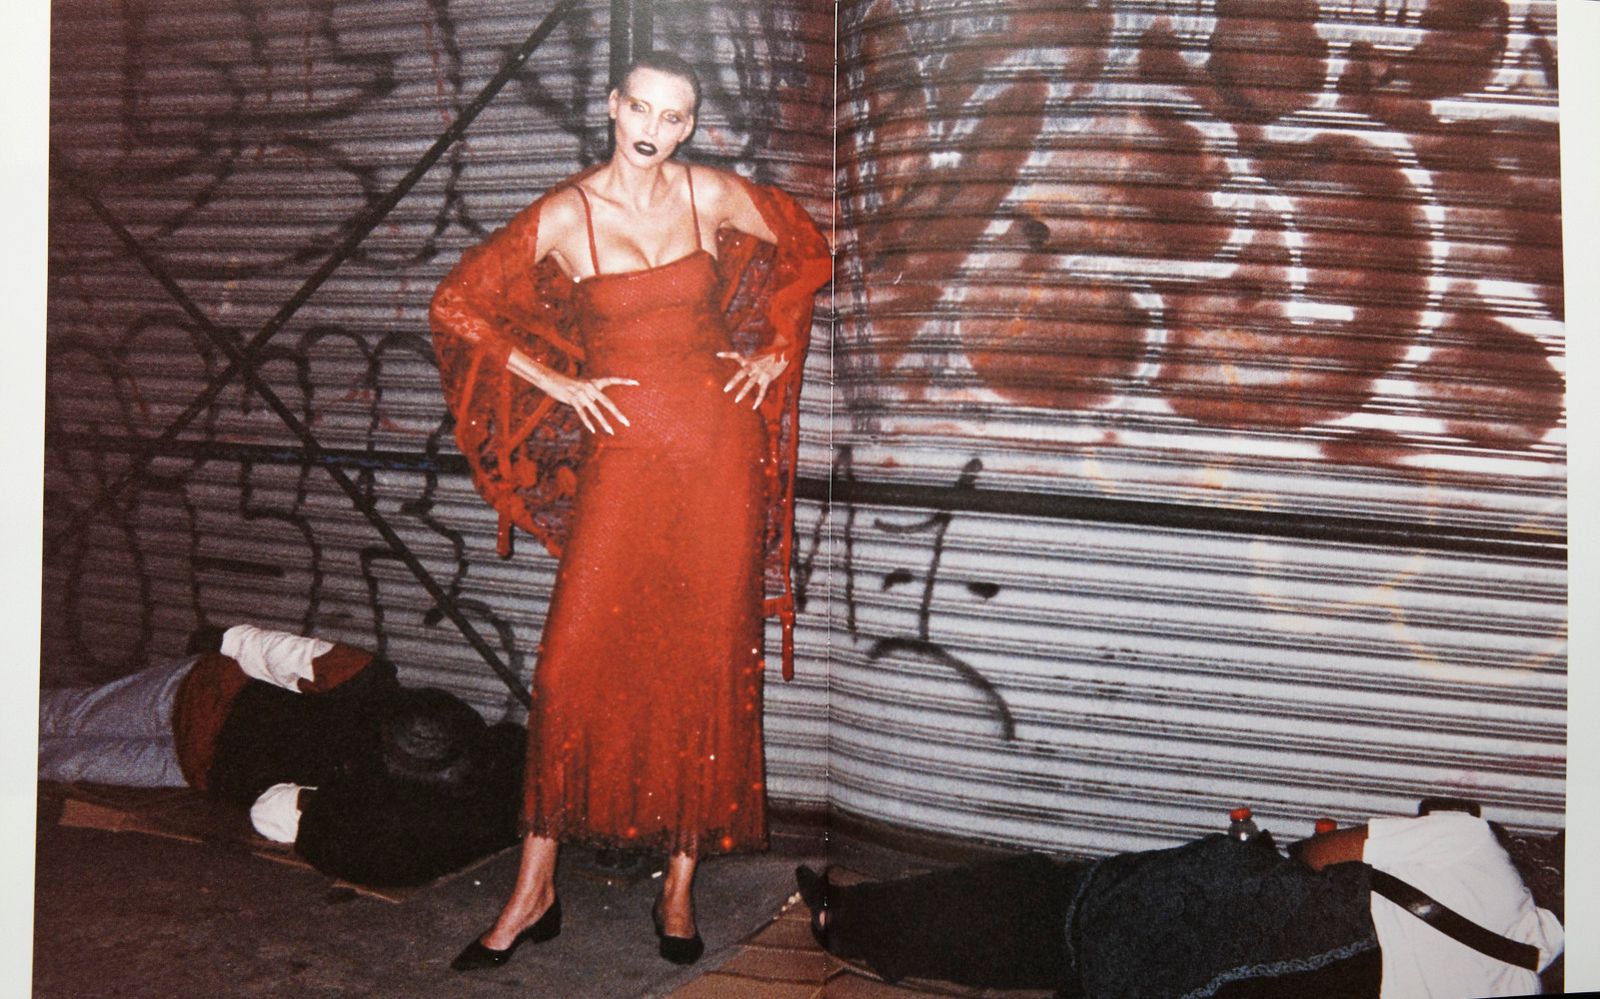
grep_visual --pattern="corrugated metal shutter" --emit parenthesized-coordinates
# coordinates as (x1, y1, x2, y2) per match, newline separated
(831, 0, 1564, 849)
(43, 0, 835, 807)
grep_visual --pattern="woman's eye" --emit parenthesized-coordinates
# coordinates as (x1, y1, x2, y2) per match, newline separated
(665, 114, 682, 124)
(630, 102, 645, 112)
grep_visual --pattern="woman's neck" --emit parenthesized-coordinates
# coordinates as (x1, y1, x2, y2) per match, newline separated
(590, 158, 677, 213)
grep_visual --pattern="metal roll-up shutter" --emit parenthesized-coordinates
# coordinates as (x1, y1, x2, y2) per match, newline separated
(43, 0, 836, 808)
(834, 0, 1564, 849)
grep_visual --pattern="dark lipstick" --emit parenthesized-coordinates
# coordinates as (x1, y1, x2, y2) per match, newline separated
(633, 141, 658, 157)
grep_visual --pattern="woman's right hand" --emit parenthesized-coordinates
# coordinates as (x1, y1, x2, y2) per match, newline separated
(507, 349, 637, 434)
(542, 372, 639, 435)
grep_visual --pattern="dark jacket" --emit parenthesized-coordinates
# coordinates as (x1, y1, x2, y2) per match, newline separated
(293, 721, 525, 887)
(170, 642, 393, 796)
(204, 658, 399, 804)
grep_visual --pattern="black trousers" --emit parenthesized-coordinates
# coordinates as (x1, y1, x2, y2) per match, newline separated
(823, 853, 1085, 990)
(820, 852, 1381, 998)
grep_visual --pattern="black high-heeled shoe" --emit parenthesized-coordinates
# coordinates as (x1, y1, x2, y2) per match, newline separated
(651, 901, 705, 965)
(449, 896, 563, 971)
(794, 865, 831, 949)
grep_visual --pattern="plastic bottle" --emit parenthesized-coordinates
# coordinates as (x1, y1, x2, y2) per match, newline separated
(1227, 806, 1260, 841)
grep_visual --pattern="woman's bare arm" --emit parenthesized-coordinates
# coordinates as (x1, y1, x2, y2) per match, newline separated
(704, 168, 778, 245)
(530, 187, 586, 277)
(696, 168, 785, 406)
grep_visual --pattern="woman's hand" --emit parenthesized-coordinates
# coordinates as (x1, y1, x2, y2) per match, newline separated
(717, 351, 789, 408)
(507, 350, 637, 434)
(546, 373, 638, 435)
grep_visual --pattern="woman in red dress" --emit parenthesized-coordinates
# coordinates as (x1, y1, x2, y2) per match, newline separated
(429, 52, 829, 968)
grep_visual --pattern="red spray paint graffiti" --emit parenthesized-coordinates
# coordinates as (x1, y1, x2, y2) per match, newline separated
(838, 0, 1563, 468)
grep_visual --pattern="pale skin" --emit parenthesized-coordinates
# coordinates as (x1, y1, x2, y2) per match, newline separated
(479, 65, 779, 951)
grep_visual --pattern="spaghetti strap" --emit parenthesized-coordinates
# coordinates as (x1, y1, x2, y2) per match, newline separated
(574, 184, 602, 275)
(686, 166, 702, 252)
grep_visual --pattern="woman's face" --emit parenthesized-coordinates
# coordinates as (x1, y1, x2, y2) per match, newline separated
(608, 67, 696, 167)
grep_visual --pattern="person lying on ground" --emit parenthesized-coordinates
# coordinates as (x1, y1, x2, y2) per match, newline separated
(796, 804, 1562, 999)
(38, 623, 524, 887)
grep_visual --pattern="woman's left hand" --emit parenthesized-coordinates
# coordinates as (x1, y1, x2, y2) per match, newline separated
(717, 351, 789, 408)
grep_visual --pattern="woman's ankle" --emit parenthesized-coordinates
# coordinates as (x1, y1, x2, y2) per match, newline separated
(655, 892, 697, 937)
(485, 888, 557, 945)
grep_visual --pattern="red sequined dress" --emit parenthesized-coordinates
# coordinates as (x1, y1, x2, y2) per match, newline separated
(429, 169, 829, 855)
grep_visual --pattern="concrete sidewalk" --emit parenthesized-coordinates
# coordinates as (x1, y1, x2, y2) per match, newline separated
(33, 806, 808, 998)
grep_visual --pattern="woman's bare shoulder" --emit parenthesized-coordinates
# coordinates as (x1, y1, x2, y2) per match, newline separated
(529, 186, 588, 258)
(690, 165, 774, 227)
(689, 166, 779, 242)
(538, 185, 587, 227)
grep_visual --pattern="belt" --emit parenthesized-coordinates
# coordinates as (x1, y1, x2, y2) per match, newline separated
(1368, 868, 1540, 971)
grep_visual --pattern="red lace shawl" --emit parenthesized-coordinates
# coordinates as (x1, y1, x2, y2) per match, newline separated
(430, 172, 830, 680)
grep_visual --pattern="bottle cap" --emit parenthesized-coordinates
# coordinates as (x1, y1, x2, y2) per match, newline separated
(1314, 817, 1338, 835)
(1229, 806, 1252, 821)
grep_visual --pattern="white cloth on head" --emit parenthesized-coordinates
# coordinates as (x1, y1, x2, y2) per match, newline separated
(249, 782, 309, 843)
(1364, 811, 1562, 999)
(221, 624, 333, 692)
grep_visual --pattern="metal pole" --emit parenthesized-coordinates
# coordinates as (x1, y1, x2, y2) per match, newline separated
(609, 0, 632, 86)
(608, 0, 653, 85)
(632, 0, 653, 58)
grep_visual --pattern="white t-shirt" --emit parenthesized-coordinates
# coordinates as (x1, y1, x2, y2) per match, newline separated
(1364, 812, 1563, 999)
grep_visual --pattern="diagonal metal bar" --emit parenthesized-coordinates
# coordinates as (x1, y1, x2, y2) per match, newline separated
(47, 1, 583, 702)
(45, 0, 579, 561)
(54, 159, 534, 705)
